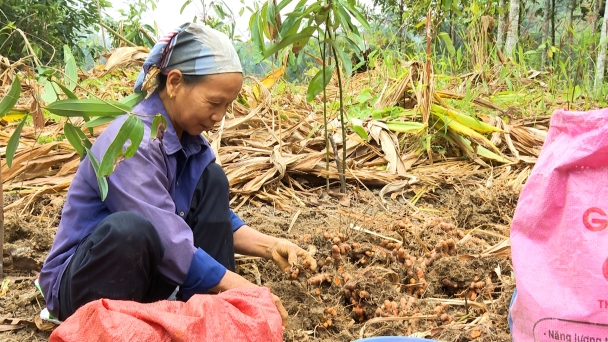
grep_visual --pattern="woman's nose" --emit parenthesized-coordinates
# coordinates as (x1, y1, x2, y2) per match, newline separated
(211, 110, 226, 122)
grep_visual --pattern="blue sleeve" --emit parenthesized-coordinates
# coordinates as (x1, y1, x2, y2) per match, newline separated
(230, 209, 246, 232)
(180, 248, 227, 300)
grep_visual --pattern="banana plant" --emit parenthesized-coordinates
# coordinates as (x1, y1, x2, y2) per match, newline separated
(250, 0, 370, 192)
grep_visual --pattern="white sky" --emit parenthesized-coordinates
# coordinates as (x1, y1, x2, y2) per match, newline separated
(108, 0, 374, 39)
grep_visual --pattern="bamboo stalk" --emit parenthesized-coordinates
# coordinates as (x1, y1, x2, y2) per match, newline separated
(331, 44, 348, 193)
(328, 133, 345, 189)
(321, 28, 330, 191)
(99, 23, 137, 47)
(96, 0, 108, 54)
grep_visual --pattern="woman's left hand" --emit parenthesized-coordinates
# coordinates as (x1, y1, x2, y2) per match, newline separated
(267, 239, 317, 272)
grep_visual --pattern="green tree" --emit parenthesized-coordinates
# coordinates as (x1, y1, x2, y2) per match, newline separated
(0, 0, 111, 64)
(104, 0, 158, 48)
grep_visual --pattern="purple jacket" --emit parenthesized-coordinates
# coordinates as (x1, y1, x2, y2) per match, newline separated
(39, 92, 245, 317)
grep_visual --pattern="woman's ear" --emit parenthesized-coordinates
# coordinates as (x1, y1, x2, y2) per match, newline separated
(165, 69, 184, 97)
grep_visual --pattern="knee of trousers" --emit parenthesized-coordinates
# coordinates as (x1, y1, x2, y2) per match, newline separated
(95, 212, 163, 253)
(203, 163, 229, 191)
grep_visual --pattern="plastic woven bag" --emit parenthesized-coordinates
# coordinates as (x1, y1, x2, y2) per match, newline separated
(510, 108, 608, 341)
(49, 287, 283, 342)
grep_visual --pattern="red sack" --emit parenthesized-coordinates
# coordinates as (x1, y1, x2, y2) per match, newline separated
(50, 287, 283, 342)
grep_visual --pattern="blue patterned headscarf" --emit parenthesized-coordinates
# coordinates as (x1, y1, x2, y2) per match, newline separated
(134, 23, 242, 92)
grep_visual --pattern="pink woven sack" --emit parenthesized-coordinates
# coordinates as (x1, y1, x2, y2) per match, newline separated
(510, 108, 608, 341)
(49, 287, 283, 342)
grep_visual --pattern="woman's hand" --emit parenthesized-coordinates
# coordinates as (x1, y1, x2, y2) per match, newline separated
(210, 270, 288, 326)
(267, 239, 317, 272)
(272, 294, 288, 327)
(233, 226, 317, 272)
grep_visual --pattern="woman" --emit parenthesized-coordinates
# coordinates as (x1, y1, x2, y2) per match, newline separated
(39, 23, 316, 324)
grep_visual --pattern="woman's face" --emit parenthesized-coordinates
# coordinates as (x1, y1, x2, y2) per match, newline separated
(164, 71, 243, 138)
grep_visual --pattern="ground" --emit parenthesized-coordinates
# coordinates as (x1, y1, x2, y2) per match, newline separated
(0, 183, 516, 341)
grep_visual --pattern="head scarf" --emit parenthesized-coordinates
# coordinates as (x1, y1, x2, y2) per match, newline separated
(134, 23, 242, 92)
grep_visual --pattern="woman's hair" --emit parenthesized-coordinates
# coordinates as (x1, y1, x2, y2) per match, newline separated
(156, 73, 208, 91)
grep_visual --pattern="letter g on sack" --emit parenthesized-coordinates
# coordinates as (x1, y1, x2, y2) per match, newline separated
(583, 207, 608, 232)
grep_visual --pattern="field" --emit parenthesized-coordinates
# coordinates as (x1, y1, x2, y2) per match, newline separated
(0, 48, 570, 341)
(1, 184, 516, 341)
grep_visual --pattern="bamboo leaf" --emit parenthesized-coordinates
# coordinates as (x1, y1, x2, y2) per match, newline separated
(335, 3, 356, 33)
(477, 145, 511, 163)
(75, 125, 92, 150)
(180, 0, 192, 14)
(414, 18, 427, 29)
(438, 32, 456, 56)
(41, 81, 58, 103)
(306, 65, 335, 102)
(266, 0, 277, 27)
(83, 116, 118, 128)
(327, 38, 353, 77)
(260, 66, 286, 89)
(84, 115, 94, 136)
(332, 3, 342, 30)
(338, 0, 370, 30)
(0, 111, 27, 121)
(0, 75, 21, 116)
(570, 85, 582, 101)
(119, 91, 145, 109)
(449, 132, 512, 163)
(212, 3, 228, 18)
(5, 115, 27, 168)
(307, 124, 320, 139)
(276, 0, 295, 12)
(98, 115, 138, 177)
(431, 104, 501, 133)
(64, 122, 85, 158)
(442, 0, 452, 12)
(350, 125, 369, 141)
(250, 13, 266, 61)
(45, 99, 130, 117)
(123, 117, 144, 158)
(279, 0, 307, 37)
(151, 114, 167, 140)
(63, 45, 78, 91)
(56, 82, 78, 99)
(385, 121, 427, 133)
(435, 112, 501, 154)
(85, 147, 109, 201)
(264, 27, 315, 58)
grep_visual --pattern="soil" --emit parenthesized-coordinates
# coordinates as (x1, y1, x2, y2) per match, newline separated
(0, 184, 517, 341)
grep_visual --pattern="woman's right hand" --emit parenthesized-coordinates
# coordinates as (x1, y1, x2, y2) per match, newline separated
(272, 294, 288, 327)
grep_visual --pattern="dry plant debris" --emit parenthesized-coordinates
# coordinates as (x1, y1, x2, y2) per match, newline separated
(1, 49, 549, 210)
(0, 49, 543, 341)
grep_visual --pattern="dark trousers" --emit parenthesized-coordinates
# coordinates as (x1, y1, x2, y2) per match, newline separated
(58, 163, 235, 320)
